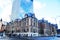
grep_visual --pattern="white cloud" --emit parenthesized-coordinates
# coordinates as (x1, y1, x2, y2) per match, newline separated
(44, 17, 56, 24)
(33, 0, 46, 19)
(33, 0, 46, 10)
(0, 0, 12, 22)
(33, 1, 42, 10)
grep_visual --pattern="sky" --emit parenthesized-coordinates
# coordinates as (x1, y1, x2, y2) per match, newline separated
(0, 0, 13, 22)
(11, 0, 33, 20)
(34, 0, 60, 19)
(33, 0, 60, 29)
(0, 0, 60, 29)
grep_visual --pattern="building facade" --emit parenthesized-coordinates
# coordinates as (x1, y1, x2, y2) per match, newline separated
(0, 19, 5, 32)
(38, 19, 50, 36)
(6, 13, 58, 36)
(38, 18, 57, 36)
(19, 13, 38, 36)
(6, 13, 38, 36)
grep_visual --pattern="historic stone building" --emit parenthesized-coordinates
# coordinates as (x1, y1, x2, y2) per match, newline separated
(38, 18, 57, 36)
(50, 24, 57, 36)
(18, 13, 38, 36)
(6, 13, 38, 36)
(38, 19, 50, 36)
(6, 13, 57, 36)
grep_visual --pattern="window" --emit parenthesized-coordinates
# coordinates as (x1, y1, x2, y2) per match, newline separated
(26, 18, 29, 26)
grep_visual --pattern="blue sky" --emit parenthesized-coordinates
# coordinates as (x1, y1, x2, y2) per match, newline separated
(11, 0, 33, 20)
(33, 0, 60, 29)
(34, 0, 60, 18)
(0, 0, 60, 29)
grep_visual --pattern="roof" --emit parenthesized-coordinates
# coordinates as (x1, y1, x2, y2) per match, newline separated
(25, 13, 35, 17)
(38, 18, 48, 23)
